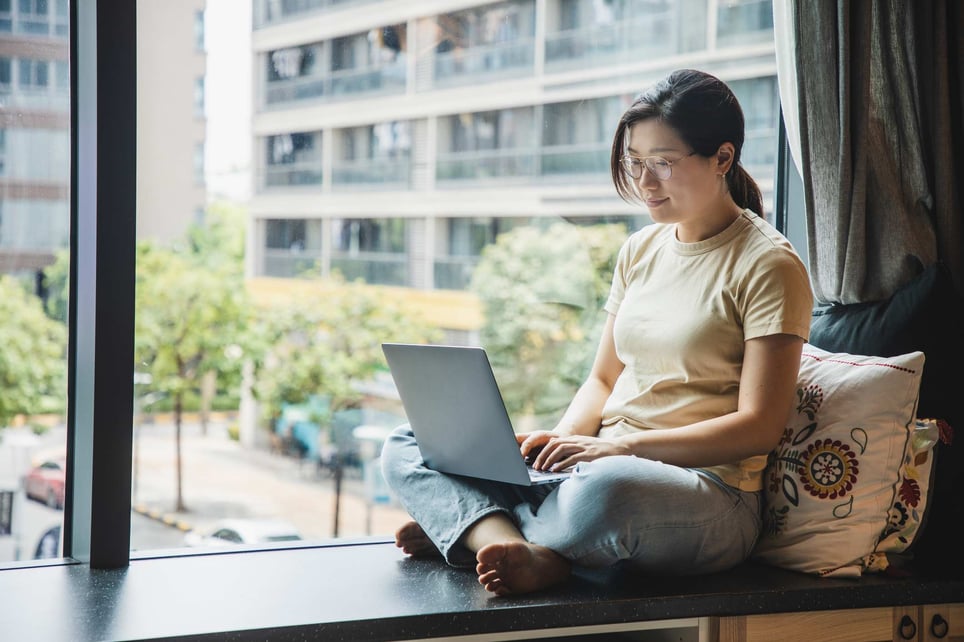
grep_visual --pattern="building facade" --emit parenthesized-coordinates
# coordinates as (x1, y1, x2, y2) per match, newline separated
(0, 0, 69, 280)
(249, 0, 778, 335)
(136, 0, 208, 245)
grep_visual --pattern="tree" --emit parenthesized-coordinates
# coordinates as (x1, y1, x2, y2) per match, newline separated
(469, 221, 626, 429)
(134, 239, 253, 512)
(252, 275, 441, 432)
(0, 276, 67, 428)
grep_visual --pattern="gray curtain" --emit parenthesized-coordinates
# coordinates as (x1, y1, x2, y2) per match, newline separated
(774, 0, 963, 305)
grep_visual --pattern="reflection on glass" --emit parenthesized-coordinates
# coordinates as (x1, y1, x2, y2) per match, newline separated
(127, 0, 779, 553)
(0, 0, 69, 564)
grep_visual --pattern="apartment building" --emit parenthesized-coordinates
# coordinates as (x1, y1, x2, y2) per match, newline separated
(0, 0, 206, 292)
(249, 0, 779, 336)
(0, 0, 69, 279)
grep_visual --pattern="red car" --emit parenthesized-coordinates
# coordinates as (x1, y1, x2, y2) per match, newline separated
(23, 459, 67, 510)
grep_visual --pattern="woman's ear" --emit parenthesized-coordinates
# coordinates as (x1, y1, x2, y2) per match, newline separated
(716, 142, 736, 175)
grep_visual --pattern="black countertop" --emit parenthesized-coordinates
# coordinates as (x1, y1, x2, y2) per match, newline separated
(1, 539, 962, 641)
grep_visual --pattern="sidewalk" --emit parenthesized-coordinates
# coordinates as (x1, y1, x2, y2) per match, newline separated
(130, 420, 410, 546)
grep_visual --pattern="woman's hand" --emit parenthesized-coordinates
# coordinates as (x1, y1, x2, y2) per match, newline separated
(516, 431, 630, 472)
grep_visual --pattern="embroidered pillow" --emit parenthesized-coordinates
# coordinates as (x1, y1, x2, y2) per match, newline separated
(753, 344, 925, 578)
(862, 417, 941, 573)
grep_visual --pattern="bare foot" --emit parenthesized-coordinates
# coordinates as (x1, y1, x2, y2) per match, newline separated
(475, 541, 571, 596)
(394, 521, 441, 558)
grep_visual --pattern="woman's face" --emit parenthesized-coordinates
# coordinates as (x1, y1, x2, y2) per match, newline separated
(626, 118, 732, 235)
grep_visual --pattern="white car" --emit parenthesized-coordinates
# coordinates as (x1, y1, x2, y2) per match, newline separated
(183, 518, 302, 548)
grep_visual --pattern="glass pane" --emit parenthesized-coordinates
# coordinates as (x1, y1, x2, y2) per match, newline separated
(0, 2, 69, 564)
(129, 0, 779, 553)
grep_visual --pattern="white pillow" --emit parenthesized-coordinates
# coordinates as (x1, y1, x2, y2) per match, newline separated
(753, 344, 925, 577)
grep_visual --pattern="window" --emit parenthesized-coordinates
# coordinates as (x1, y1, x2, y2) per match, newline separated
(18, 58, 49, 89)
(194, 9, 204, 51)
(194, 75, 204, 117)
(0, 0, 785, 569)
(0, 0, 68, 567)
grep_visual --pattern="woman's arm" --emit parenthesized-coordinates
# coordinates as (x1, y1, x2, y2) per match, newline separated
(533, 332, 803, 471)
(612, 333, 803, 467)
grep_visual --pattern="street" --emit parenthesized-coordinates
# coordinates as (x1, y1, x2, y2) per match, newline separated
(2, 419, 411, 562)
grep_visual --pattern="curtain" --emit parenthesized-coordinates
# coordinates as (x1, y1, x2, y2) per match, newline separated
(773, 0, 963, 305)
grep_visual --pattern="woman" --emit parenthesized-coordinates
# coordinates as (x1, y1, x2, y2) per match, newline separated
(380, 69, 813, 596)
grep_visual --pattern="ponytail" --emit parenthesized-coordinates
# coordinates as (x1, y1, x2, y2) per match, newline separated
(727, 164, 763, 216)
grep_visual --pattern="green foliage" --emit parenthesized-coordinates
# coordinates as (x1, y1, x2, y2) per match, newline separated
(42, 249, 69, 323)
(251, 274, 441, 425)
(470, 221, 626, 428)
(0, 276, 67, 427)
(134, 239, 253, 406)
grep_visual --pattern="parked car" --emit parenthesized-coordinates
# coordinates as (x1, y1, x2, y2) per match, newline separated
(183, 518, 302, 548)
(23, 459, 67, 510)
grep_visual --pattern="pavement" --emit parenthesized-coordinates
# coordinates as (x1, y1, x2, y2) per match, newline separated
(130, 419, 411, 548)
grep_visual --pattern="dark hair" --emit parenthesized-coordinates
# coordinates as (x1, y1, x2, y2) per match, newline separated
(610, 69, 763, 216)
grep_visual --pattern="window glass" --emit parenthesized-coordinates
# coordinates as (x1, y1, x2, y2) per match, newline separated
(0, 4, 68, 564)
(125, 0, 781, 553)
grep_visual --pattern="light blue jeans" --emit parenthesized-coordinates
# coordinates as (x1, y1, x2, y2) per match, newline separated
(380, 425, 762, 574)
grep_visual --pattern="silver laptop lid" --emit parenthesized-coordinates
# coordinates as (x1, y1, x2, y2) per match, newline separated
(382, 343, 536, 485)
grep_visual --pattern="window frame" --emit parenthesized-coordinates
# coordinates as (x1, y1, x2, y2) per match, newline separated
(63, 0, 136, 569)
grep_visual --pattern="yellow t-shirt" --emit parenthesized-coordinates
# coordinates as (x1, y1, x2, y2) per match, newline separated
(600, 211, 813, 491)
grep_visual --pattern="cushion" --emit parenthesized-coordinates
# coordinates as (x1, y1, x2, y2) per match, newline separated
(753, 344, 926, 578)
(863, 417, 940, 574)
(809, 262, 962, 578)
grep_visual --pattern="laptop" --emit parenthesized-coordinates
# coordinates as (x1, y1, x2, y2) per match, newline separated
(382, 343, 573, 486)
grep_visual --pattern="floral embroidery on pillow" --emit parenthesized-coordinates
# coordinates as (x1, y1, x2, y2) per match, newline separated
(764, 382, 867, 533)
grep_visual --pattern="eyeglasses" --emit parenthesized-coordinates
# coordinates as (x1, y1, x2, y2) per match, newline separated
(619, 151, 697, 181)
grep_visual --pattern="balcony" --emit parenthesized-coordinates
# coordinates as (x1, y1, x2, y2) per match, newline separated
(263, 249, 321, 278)
(433, 38, 535, 87)
(265, 61, 406, 107)
(436, 143, 609, 185)
(331, 157, 411, 190)
(539, 142, 610, 179)
(433, 256, 479, 291)
(262, 162, 323, 190)
(330, 253, 408, 287)
(436, 148, 538, 184)
(545, 14, 679, 70)
(254, 0, 380, 29)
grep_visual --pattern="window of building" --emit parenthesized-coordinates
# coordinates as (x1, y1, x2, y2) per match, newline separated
(264, 131, 322, 187)
(17, 0, 49, 35)
(194, 75, 205, 117)
(193, 142, 204, 185)
(18, 58, 49, 89)
(0, 0, 11, 32)
(0, 57, 10, 89)
(194, 9, 204, 51)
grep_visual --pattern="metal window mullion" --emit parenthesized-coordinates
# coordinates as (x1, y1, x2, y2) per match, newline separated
(66, 0, 136, 569)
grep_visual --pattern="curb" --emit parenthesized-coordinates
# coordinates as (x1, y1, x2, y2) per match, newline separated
(132, 503, 193, 532)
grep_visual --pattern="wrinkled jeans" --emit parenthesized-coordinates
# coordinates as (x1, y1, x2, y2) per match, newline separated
(380, 425, 762, 574)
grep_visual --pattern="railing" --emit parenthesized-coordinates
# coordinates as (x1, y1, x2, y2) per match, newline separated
(539, 142, 610, 177)
(433, 256, 479, 291)
(331, 157, 411, 188)
(262, 162, 324, 189)
(433, 38, 535, 86)
(0, 88, 69, 112)
(545, 14, 679, 68)
(436, 144, 610, 183)
(436, 148, 539, 182)
(0, 14, 69, 37)
(254, 0, 381, 29)
(263, 250, 322, 278)
(330, 254, 408, 286)
(265, 61, 405, 106)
